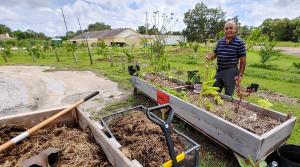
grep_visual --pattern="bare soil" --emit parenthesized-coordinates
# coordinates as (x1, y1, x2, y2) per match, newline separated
(0, 125, 111, 167)
(143, 73, 184, 89)
(109, 111, 185, 167)
(187, 91, 281, 135)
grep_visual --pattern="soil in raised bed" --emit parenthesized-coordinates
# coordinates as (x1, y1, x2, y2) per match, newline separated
(0, 125, 112, 167)
(143, 73, 185, 89)
(187, 91, 282, 135)
(109, 111, 186, 167)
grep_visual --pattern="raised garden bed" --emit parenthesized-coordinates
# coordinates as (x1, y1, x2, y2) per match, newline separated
(0, 106, 142, 167)
(132, 74, 296, 161)
(101, 106, 200, 167)
(0, 125, 111, 167)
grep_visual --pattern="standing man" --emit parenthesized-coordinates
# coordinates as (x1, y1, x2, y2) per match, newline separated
(206, 20, 246, 96)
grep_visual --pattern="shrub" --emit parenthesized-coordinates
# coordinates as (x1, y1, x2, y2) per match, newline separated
(259, 40, 280, 65)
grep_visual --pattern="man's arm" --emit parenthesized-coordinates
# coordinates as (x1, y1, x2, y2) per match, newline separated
(239, 56, 246, 76)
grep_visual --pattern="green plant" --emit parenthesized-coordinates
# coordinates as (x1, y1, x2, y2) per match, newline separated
(124, 51, 134, 64)
(237, 155, 267, 167)
(292, 62, 300, 70)
(2, 43, 12, 63)
(178, 41, 187, 50)
(65, 42, 78, 63)
(257, 99, 273, 109)
(259, 40, 280, 65)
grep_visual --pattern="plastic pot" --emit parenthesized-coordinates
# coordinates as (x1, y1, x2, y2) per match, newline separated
(277, 144, 300, 167)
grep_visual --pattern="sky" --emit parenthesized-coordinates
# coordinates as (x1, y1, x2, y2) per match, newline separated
(0, 0, 299, 37)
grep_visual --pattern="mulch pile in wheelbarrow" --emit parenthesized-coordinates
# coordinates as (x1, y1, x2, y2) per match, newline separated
(0, 125, 112, 167)
(109, 111, 185, 167)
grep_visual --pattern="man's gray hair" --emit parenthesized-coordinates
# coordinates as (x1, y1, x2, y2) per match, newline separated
(225, 20, 237, 28)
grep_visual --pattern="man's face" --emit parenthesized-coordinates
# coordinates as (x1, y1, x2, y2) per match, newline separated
(224, 22, 236, 39)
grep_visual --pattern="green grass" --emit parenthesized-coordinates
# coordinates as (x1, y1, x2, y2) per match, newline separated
(275, 41, 300, 47)
(1, 45, 299, 165)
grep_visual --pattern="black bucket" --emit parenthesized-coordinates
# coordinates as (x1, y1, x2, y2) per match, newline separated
(277, 144, 300, 167)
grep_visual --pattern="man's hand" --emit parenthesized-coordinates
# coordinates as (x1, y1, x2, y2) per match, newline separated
(206, 53, 216, 61)
(234, 74, 243, 85)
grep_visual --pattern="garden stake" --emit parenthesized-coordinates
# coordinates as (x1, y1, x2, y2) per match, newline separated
(0, 91, 99, 153)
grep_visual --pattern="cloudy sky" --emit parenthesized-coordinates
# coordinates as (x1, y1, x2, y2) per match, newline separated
(0, 0, 299, 37)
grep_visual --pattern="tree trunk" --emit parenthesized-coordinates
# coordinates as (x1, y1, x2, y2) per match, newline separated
(2, 54, 7, 63)
(55, 49, 60, 62)
(72, 52, 78, 64)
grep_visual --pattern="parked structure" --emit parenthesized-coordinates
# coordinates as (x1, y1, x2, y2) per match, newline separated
(71, 28, 186, 47)
(71, 28, 142, 47)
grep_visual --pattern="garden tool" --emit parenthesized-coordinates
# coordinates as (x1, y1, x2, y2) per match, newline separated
(147, 104, 185, 167)
(0, 91, 99, 153)
(22, 147, 60, 167)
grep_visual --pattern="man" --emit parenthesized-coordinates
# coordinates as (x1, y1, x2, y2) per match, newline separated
(206, 20, 246, 96)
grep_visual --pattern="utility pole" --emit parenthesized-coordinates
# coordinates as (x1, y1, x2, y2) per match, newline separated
(145, 12, 148, 35)
(61, 8, 78, 63)
(77, 18, 93, 65)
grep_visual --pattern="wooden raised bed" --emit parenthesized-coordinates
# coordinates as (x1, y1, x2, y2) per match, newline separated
(0, 106, 142, 167)
(131, 75, 296, 161)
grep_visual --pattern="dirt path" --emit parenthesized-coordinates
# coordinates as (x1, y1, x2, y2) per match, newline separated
(0, 66, 126, 116)
(276, 47, 300, 57)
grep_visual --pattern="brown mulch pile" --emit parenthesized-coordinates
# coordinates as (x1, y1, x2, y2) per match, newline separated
(187, 92, 282, 135)
(0, 125, 112, 167)
(109, 111, 185, 167)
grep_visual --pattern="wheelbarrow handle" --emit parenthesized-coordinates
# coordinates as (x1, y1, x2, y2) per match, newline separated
(147, 104, 174, 125)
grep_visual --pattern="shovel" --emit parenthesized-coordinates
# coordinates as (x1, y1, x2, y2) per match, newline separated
(0, 91, 99, 153)
(147, 104, 185, 167)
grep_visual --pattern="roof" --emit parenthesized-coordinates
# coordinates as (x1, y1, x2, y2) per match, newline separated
(72, 28, 137, 40)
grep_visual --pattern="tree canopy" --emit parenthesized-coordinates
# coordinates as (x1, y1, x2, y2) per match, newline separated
(183, 2, 226, 43)
(87, 22, 111, 31)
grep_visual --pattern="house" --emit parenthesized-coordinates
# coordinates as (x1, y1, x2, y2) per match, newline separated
(0, 33, 13, 41)
(71, 28, 186, 47)
(140, 34, 186, 45)
(71, 28, 142, 47)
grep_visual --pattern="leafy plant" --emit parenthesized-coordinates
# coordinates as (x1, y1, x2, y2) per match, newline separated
(237, 155, 267, 167)
(259, 40, 280, 65)
(65, 42, 78, 63)
(292, 62, 300, 70)
(179, 41, 187, 50)
(257, 99, 273, 109)
(124, 51, 135, 64)
(2, 43, 12, 63)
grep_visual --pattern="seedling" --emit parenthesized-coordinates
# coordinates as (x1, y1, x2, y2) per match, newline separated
(237, 155, 267, 167)
(257, 99, 273, 109)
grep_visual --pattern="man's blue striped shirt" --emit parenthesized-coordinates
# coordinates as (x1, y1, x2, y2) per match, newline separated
(214, 36, 246, 68)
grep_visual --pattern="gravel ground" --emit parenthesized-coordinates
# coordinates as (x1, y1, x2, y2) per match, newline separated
(0, 66, 127, 116)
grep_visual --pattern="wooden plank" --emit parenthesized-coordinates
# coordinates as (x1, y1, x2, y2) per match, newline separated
(256, 117, 296, 160)
(0, 105, 75, 128)
(169, 94, 261, 160)
(77, 109, 141, 167)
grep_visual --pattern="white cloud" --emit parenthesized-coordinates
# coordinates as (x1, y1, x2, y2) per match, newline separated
(0, 0, 299, 37)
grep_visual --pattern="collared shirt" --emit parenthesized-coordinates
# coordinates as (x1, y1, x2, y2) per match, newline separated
(214, 36, 246, 68)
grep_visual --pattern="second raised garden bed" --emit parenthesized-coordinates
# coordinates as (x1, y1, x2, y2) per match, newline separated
(131, 73, 296, 162)
(101, 105, 200, 167)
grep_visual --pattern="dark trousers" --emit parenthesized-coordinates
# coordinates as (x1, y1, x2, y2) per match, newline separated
(213, 66, 239, 96)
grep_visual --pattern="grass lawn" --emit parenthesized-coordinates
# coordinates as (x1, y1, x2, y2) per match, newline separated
(1, 45, 299, 166)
